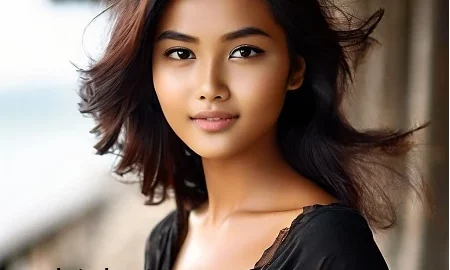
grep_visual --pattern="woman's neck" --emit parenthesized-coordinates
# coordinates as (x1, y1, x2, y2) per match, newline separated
(197, 130, 304, 227)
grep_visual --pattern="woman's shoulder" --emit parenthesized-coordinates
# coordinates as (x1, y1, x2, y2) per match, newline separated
(295, 203, 375, 242)
(287, 203, 378, 253)
(144, 209, 178, 270)
(147, 209, 178, 242)
(296, 202, 370, 231)
(268, 203, 389, 270)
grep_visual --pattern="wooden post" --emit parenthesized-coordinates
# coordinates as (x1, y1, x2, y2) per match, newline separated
(421, 0, 450, 270)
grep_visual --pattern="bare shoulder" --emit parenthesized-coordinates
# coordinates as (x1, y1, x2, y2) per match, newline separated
(276, 174, 340, 212)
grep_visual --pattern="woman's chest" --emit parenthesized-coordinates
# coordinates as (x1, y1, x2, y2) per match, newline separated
(172, 231, 274, 270)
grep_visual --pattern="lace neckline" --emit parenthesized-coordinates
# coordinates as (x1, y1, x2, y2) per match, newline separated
(176, 202, 347, 270)
(251, 203, 345, 269)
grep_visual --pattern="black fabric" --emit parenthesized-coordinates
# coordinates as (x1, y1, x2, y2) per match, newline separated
(144, 203, 389, 270)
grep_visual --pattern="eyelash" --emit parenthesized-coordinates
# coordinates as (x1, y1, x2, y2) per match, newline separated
(164, 45, 265, 60)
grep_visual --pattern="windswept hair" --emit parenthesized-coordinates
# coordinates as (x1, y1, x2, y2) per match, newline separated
(77, 0, 429, 240)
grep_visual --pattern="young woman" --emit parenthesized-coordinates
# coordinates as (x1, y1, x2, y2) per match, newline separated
(78, 0, 428, 269)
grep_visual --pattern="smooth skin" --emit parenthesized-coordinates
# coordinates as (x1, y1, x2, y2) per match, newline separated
(152, 0, 337, 269)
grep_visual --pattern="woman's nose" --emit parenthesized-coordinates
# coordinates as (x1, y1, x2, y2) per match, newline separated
(195, 60, 230, 102)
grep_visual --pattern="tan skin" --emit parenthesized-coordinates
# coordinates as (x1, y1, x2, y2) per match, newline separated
(152, 0, 337, 269)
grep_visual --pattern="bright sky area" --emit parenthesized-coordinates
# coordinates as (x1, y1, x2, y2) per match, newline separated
(0, 0, 120, 260)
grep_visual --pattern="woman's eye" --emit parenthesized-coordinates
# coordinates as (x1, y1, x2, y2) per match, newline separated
(165, 48, 195, 60)
(229, 46, 264, 59)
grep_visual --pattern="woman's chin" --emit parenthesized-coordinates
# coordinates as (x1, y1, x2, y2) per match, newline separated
(188, 143, 242, 160)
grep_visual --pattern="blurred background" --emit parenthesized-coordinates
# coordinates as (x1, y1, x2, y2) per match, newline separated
(0, 0, 447, 269)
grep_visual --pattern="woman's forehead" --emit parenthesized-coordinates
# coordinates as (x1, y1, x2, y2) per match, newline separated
(154, 0, 285, 40)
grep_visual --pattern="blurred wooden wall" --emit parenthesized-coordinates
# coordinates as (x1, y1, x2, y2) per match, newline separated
(421, 0, 448, 269)
(345, 0, 448, 269)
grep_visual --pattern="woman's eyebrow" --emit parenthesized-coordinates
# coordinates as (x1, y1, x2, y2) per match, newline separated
(155, 27, 271, 44)
(221, 27, 271, 41)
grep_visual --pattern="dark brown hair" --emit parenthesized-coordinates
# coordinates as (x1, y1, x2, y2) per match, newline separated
(77, 0, 429, 238)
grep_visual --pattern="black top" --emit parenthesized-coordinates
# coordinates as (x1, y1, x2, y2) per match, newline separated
(144, 203, 389, 270)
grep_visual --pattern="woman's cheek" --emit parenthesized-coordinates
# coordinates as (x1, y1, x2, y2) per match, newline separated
(153, 72, 188, 132)
(230, 65, 287, 112)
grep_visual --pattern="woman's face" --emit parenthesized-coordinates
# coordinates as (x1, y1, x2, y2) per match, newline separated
(152, 0, 304, 159)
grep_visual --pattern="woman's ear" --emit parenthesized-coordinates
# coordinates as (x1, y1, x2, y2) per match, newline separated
(286, 56, 306, 91)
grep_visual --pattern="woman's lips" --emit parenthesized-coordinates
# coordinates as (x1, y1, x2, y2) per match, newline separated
(190, 117, 238, 132)
(190, 110, 239, 132)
